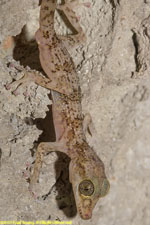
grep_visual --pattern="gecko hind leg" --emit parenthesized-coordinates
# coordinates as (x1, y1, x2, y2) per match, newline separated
(6, 70, 72, 96)
(57, 0, 90, 45)
(29, 140, 66, 193)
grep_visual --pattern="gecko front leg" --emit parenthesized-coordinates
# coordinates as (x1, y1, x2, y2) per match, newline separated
(6, 69, 73, 96)
(29, 140, 67, 193)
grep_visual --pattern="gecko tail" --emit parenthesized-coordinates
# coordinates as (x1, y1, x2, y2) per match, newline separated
(40, 0, 57, 32)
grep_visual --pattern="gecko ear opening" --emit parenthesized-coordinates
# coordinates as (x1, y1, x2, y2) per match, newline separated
(100, 179, 110, 197)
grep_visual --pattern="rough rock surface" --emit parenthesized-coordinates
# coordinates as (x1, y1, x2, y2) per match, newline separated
(0, 0, 150, 224)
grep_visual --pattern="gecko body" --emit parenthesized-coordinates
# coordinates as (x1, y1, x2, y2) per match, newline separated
(9, 0, 110, 220)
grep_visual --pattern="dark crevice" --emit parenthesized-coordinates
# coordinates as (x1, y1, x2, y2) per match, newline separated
(54, 162, 77, 218)
(0, 148, 2, 167)
(109, 0, 116, 8)
(33, 103, 56, 143)
(132, 31, 140, 72)
(41, 156, 76, 217)
(109, 0, 119, 30)
(13, 26, 41, 71)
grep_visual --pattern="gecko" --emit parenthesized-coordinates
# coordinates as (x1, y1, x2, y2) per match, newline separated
(7, 0, 110, 220)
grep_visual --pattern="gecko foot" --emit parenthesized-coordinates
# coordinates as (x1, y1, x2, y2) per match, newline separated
(28, 176, 42, 200)
(28, 185, 39, 200)
(28, 169, 40, 199)
(5, 72, 37, 95)
(22, 161, 32, 179)
(21, 161, 39, 199)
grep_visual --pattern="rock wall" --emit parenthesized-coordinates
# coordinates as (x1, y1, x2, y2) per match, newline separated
(0, 0, 150, 224)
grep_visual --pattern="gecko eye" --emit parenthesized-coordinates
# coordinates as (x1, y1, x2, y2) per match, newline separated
(100, 178, 110, 197)
(79, 180, 94, 196)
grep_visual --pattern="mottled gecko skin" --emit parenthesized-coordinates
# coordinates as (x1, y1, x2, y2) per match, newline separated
(32, 0, 110, 219)
(10, 0, 110, 220)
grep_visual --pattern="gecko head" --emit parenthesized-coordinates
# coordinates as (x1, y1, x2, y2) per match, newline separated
(69, 153, 110, 220)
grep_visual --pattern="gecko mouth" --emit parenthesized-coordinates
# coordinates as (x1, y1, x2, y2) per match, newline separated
(78, 205, 92, 220)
